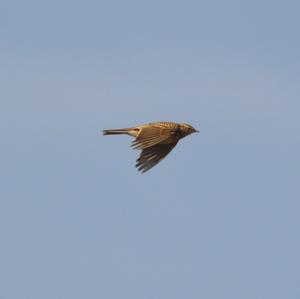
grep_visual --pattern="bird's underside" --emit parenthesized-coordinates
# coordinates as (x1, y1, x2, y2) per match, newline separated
(103, 122, 198, 173)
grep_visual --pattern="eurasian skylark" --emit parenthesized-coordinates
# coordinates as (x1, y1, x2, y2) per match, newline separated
(103, 121, 199, 173)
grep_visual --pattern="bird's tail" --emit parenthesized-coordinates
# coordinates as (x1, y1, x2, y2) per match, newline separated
(102, 128, 133, 135)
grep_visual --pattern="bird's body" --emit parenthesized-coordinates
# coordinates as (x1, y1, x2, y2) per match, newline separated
(103, 121, 198, 173)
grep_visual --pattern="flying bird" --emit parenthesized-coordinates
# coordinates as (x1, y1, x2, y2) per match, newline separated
(103, 121, 199, 173)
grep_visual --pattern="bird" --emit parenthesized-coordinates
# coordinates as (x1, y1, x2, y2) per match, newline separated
(103, 121, 199, 173)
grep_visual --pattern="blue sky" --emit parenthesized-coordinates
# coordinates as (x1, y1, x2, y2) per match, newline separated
(1, 0, 300, 298)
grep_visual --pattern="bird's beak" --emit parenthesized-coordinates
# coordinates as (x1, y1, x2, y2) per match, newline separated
(195, 129, 199, 133)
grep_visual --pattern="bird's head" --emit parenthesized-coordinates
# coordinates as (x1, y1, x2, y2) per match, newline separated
(180, 123, 199, 136)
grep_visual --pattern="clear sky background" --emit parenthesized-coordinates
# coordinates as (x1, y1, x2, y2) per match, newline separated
(1, 0, 300, 298)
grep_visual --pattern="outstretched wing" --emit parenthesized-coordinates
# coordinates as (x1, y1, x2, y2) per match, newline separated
(135, 142, 178, 173)
(131, 124, 176, 150)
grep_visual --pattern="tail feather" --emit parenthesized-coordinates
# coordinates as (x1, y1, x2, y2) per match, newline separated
(103, 128, 132, 135)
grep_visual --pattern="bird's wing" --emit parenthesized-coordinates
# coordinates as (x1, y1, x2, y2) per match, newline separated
(135, 142, 178, 173)
(131, 125, 175, 149)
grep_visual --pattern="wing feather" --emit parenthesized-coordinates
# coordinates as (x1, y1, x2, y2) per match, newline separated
(131, 125, 175, 149)
(135, 142, 178, 173)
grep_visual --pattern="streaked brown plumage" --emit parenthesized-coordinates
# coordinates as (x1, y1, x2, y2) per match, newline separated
(103, 121, 199, 173)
